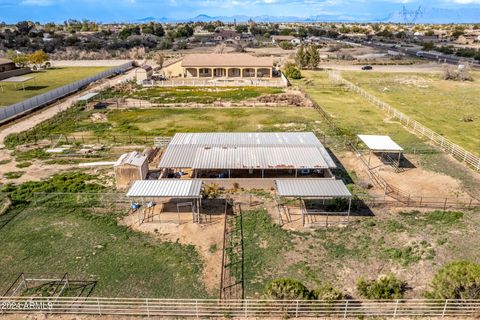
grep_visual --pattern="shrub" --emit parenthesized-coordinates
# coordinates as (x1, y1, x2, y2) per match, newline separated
(311, 284, 344, 300)
(202, 184, 222, 199)
(264, 278, 310, 300)
(16, 162, 32, 168)
(425, 261, 480, 299)
(283, 63, 302, 80)
(356, 274, 407, 299)
(3, 171, 25, 180)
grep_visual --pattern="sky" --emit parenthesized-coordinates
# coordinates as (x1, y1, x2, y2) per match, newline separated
(1, 0, 480, 23)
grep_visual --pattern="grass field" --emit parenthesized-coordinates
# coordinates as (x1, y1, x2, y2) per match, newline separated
(240, 208, 480, 298)
(124, 86, 283, 104)
(0, 205, 208, 298)
(5, 106, 325, 148)
(342, 71, 480, 155)
(292, 71, 427, 147)
(0, 67, 109, 106)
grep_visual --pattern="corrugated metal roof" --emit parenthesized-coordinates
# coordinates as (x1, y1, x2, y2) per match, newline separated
(77, 92, 99, 101)
(159, 132, 337, 170)
(275, 179, 351, 197)
(126, 179, 203, 198)
(114, 151, 147, 167)
(357, 135, 403, 152)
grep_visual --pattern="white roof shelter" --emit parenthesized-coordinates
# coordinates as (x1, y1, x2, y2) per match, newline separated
(357, 135, 403, 152)
(126, 179, 203, 198)
(1, 76, 35, 91)
(77, 92, 99, 102)
(275, 179, 351, 198)
(159, 132, 336, 171)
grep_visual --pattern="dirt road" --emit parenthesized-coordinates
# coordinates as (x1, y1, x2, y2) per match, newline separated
(322, 62, 444, 73)
(0, 67, 137, 148)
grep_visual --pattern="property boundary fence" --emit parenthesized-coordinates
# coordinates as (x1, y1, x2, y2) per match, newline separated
(1, 297, 479, 318)
(0, 62, 133, 124)
(328, 71, 480, 171)
(149, 74, 288, 88)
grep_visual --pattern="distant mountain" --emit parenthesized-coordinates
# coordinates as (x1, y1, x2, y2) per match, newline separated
(134, 7, 480, 24)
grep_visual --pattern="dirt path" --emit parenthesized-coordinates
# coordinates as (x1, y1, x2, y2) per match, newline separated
(322, 62, 444, 73)
(0, 68, 137, 148)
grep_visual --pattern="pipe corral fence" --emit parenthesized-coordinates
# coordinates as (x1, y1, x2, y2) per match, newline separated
(0, 297, 479, 318)
(0, 62, 133, 125)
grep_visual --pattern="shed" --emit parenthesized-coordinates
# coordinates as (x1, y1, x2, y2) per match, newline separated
(135, 65, 153, 84)
(114, 151, 149, 190)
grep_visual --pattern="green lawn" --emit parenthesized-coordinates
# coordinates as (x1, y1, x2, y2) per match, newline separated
(292, 71, 426, 147)
(5, 106, 326, 148)
(342, 71, 480, 155)
(125, 86, 283, 104)
(0, 205, 208, 298)
(0, 67, 109, 106)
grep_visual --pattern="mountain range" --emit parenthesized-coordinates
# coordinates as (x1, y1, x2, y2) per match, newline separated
(135, 7, 480, 24)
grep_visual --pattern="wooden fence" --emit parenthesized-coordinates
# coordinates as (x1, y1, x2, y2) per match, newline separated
(328, 71, 480, 171)
(1, 297, 479, 318)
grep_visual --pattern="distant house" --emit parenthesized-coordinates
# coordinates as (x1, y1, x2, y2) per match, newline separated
(135, 65, 153, 84)
(0, 58, 16, 73)
(161, 53, 275, 79)
(272, 35, 295, 44)
(114, 151, 149, 190)
(214, 30, 241, 43)
(456, 34, 480, 45)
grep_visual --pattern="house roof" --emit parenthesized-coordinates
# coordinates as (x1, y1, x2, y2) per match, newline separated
(114, 151, 147, 167)
(159, 132, 337, 170)
(275, 179, 352, 198)
(0, 58, 14, 66)
(126, 179, 203, 198)
(181, 54, 273, 68)
(357, 135, 403, 152)
(272, 35, 295, 41)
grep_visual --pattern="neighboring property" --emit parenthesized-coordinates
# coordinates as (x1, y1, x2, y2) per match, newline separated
(135, 65, 153, 84)
(0, 58, 30, 81)
(158, 132, 337, 179)
(114, 151, 149, 190)
(214, 30, 241, 43)
(272, 35, 295, 44)
(162, 53, 275, 79)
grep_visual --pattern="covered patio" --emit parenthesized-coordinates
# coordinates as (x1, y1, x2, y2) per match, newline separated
(275, 179, 352, 227)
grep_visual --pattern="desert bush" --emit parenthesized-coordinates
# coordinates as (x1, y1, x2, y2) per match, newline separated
(356, 274, 407, 299)
(311, 284, 344, 300)
(264, 278, 310, 300)
(442, 65, 473, 81)
(425, 261, 480, 299)
(202, 184, 222, 199)
(283, 62, 302, 79)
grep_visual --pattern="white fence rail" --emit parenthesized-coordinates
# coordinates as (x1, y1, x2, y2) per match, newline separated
(149, 76, 288, 88)
(328, 71, 480, 171)
(0, 62, 133, 124)
(1, 297, 479, 317)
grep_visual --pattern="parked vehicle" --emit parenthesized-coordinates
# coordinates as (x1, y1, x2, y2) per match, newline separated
(361, 65, 373, 70)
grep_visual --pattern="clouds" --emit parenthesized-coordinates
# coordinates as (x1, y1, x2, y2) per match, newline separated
(20, 0, 55, 5)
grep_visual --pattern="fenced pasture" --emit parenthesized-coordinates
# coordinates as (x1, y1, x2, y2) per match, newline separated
(0, 67, 109, 106)
(342, 71, 480, 155)
(331, 71, 480, 171)
(1, 297, 479, 318)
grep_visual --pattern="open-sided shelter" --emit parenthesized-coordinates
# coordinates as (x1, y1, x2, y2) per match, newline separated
(158, 132, 337, 179)
(126, 179, 203, 224)
(275, 179, 352, 227)
(357, 134, 404, 168)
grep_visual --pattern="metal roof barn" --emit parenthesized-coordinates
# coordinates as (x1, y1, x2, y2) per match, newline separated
(126, 180, 203, 198)
(357, 135, 403, 152)
(159, 132, 336, 170)
(275, 179, 351, 198)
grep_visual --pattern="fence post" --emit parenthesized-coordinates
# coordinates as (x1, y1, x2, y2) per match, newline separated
(195, 299, 199, 319)
(97, 298, 101, 315)
(295, 300, 299, 318)
(442, 299, 448, 318)
(146, 298, 150, 317)
(244, 299, 248, 318)
(343, 300, 349, 319)
(393, 299, 399, 318)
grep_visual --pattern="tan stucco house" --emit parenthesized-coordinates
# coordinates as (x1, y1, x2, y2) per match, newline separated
(162, 54, 274, 79)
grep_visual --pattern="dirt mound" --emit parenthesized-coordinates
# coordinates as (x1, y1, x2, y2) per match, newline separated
(257, 93, 312, 107)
